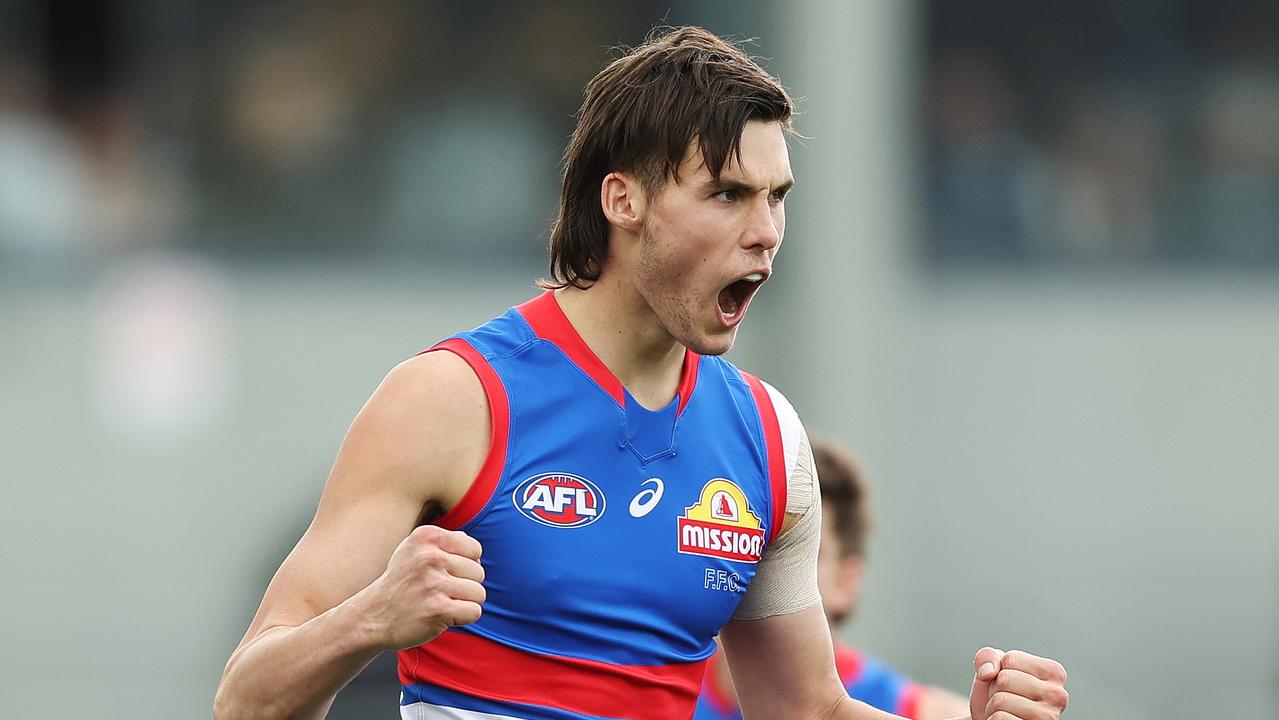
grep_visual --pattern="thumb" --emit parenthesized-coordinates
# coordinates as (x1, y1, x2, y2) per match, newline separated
(974, 646, 1005, 681)
(969, 647, 1005, 720)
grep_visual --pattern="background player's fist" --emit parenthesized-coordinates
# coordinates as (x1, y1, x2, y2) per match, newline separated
(362, 525, 486, 650)
(969, 647, 1069, 720)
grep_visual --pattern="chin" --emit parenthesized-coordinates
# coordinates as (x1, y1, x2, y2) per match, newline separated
(684, 328, 737, 356)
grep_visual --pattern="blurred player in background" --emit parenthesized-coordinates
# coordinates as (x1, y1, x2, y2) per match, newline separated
(694, 439, 970, 719)
(214, 26, 1068, 720)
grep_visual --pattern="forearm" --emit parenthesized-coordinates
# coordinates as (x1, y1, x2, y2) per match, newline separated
(213, 591, 386, 720)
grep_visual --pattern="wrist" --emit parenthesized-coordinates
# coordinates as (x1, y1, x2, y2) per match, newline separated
(339, 579, 396, 653)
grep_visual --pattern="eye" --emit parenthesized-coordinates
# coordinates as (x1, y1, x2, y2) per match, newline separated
(768, 189, 789, 205)
(713, 189, 739, 203)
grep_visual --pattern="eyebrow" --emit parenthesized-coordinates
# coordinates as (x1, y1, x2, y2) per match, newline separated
(705, 177, 796, 195)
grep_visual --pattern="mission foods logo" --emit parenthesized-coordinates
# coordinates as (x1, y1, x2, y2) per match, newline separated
(677, 479, 765, 562)
(513, 472, 606, 528)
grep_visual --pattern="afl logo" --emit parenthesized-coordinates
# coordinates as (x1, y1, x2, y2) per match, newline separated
(513, 472, 606, 528)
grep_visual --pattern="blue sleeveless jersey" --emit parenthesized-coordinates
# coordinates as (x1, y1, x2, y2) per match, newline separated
(693, 643, 923, 720)
(398, 292, 789, 720)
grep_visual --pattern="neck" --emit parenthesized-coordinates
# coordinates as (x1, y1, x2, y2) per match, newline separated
(553, 278, 685, 410)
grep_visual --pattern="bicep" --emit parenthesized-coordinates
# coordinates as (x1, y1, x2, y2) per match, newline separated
(236, 351, 488, 644)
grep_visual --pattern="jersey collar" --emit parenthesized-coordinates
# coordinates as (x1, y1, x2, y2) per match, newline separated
(515, 291, 700, 416)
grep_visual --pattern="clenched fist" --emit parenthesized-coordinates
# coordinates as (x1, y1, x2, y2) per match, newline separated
(362, 525, 486, 650)
(969, 647, 1069, 720)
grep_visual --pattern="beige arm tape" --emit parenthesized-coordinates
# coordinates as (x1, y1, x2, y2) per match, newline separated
(731, 420, 822, 620)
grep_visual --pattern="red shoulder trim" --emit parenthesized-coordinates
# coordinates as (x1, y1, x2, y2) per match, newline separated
(516, 291, 701, 414)
(422, 338, 509, 530)
(515, 291, 625, 406)
(741, 372, 787, 544)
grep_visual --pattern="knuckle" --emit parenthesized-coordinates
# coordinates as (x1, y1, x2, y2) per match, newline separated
(1051, 660, 1068, 683)
(421, 594, 447, 617)
(418, 545, 447, 568)
(989, 692, 1011, 710)
(457, 602, 483, 625)
(1047, 685, 1069, 708)
(994, 670, 1014, 691)
(412, 524, 444, 544)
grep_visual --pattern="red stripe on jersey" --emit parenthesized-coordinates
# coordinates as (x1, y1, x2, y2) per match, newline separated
(517, 291, 701, 414)
(676, 348, 701, 416)
(401, 630, 708, 719)
(423, 338, 509, 530)
(516, 291, 625, 405)
(741, 372, 787, 544)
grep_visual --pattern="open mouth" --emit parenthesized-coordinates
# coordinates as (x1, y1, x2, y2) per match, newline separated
(716, 272, 767, 326)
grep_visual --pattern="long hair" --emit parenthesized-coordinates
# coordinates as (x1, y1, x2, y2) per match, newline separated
(544, 26, 795, 289)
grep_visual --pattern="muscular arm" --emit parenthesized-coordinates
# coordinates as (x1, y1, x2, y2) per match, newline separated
(721, 518, 1064, 720)
(213, 351, 489, 720)
(721, 605, 904, 720)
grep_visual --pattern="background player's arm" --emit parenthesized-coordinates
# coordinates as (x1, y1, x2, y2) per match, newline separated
(213, 351, 489, 720)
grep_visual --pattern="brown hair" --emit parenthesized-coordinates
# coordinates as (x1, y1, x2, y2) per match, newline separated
(813, 439, 873, 558)
(544, 26, 795, 289)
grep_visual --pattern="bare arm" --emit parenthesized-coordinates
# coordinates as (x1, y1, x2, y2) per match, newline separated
(721, 610, 1068, 720)
(213, 351, 490, 720)
(914, 685, 970, 720)
(720, 604, 902, 720)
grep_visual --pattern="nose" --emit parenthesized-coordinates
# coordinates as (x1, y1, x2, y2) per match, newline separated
(743, 195, 782, 253)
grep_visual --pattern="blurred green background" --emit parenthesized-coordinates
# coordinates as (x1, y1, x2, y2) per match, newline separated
(2, 1, 1276, 718)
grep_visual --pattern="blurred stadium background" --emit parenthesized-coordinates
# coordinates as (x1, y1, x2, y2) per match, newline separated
(2, 0, 1276, 718)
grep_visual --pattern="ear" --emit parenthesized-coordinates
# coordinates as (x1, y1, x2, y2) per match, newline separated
(600, 171, 646, 232)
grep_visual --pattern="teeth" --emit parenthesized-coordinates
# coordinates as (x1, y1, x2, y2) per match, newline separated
(743, 273, 764, 282)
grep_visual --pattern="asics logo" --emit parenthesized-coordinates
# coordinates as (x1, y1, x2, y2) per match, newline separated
(628, 477, 664, 518)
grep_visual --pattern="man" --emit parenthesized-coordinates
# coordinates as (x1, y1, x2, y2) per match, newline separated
(694, 440, 970, 719)
(214, 27, 1069, 720)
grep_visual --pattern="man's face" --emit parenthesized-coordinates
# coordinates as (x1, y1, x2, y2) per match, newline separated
(633, 120, 793, 356)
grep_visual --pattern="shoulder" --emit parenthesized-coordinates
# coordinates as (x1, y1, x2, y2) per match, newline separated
(754, 378, 803, 446)
(370, 350, 488, 439)
(745, 376, 808, 520)
(728, 369, 804, 460)
(341, 349, 491, 512)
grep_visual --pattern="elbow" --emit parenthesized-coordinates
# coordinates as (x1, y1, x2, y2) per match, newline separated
(213, 673, 269, 720)
(213, 688, 278, 720)
(214, 672, 307, 720)
(213, 681, 254, 720)
(212, 684, 235, 720)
